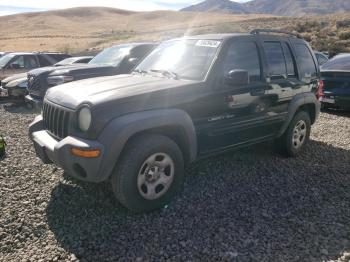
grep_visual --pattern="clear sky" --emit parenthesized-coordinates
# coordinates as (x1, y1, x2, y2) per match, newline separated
(0, 0, 251, 16)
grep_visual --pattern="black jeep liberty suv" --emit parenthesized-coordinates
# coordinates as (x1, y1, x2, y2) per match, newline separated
(29, 30, 321, 212)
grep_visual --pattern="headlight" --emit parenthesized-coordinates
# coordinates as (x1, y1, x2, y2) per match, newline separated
(47, 75, 74, 86)
(78, 107, 92, 132)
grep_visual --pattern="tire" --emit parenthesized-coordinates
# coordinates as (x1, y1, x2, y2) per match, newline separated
(111, 134, 185, 213)
(275, 111, 311, 157)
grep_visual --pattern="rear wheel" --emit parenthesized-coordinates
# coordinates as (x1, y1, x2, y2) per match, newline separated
(275, 111, 311, 157)
(111, 134, 184, 212)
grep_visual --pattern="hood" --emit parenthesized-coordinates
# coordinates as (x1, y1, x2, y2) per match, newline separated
(46, 74, 197, 109)
(29, 63, 116, 78)
(2, 73, 27, 84)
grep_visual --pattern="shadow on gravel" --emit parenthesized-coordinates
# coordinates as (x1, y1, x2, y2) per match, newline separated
(46, 140, 350, 261)
(322, 108, 350, 118)
(1, 101, 40, 115)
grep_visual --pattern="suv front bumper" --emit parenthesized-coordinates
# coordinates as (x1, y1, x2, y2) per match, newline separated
(29, 115, 105, 182)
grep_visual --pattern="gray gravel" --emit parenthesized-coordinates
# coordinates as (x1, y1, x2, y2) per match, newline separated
(0, 103, 350, 262)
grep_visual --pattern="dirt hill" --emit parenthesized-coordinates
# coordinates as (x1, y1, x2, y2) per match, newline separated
(0, 7, 271, 53)
(0, 7, 350, 56)
(182, 0, 350, 16)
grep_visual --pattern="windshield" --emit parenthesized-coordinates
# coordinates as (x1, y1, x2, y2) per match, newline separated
(135, 39, 221, 81)
(0, 53, 15, 68)
(321, 54, 350, 71)
(88, 45, 132, 66)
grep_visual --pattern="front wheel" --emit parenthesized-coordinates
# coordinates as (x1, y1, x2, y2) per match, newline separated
(275, 111, 311, 157)
(111, 134, 184, 213)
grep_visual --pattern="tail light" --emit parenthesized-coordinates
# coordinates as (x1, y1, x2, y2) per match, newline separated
(316, 80, 324, 100)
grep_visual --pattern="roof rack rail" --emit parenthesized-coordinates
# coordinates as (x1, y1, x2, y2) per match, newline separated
(250, 29, 302, 39)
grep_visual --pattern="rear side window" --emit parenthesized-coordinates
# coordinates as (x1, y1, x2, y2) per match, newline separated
(294, 44, 317, 79)
(38, 55, 52, 67)
(263, 42, 286, 77)
(223, 41, 261, 82)
(282, 42, 296, 77)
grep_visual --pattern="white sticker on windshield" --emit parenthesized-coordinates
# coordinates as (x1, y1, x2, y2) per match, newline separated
(196, 40, 221, 48)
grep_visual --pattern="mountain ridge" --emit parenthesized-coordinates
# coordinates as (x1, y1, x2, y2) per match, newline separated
(182, 0, 350, 16)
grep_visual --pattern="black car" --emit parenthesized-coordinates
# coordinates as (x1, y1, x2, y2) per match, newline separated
(320, 53, 350, 110)
(29, 30, 321, 212)
(25, 43, 157, 108)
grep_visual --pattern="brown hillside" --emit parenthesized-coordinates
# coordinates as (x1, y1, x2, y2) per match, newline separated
(0, 7, 273, 53)
(0, 7, 350, 55)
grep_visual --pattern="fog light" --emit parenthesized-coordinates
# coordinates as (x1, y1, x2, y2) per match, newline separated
(71, 148, 101, 158)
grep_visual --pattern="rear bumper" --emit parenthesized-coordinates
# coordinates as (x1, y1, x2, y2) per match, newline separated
(29, 115, 106, 182)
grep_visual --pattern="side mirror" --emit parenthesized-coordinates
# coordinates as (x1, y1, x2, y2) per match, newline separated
(10, 63, 20, 70)
(224, 69, 249, 86)
(128, 57, 140, 66)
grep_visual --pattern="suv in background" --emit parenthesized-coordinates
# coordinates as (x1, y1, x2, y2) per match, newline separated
(25, 43, 156, 108)
(29, 30, 321, 212)
(0, 52, 70, 81)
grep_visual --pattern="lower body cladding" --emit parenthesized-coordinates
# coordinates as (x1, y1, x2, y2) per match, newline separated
(29, 115, 106, 182)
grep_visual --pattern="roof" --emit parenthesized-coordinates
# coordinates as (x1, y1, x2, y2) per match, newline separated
(183, 33, 248, 40)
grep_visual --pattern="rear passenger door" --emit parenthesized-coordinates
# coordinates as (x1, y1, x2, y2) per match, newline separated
(292, 41, 319, 94)
(261, 40, 300, 115)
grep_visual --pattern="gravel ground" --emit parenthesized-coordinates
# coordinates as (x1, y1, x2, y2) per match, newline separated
(0, 103, 350, 262)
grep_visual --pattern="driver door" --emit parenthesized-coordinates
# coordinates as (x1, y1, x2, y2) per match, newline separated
(196, 39, 278, 154)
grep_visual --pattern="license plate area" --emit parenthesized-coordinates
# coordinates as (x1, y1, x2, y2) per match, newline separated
(321, 96, 335, 104)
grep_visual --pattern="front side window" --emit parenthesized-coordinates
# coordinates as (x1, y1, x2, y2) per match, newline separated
(295, 44, 317, 78)
(223, 41, 261, 82)
(136, 39, 221, 81)
(9, 56, 25, 69)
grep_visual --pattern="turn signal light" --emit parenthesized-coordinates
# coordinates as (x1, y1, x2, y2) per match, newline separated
(71, 148, 101, 158)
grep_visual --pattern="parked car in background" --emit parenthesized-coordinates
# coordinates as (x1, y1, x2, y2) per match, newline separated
(320, 53, 350, 110)
(54, 56, 93, 66)
(25, 43, 157, 108)
(0, 56, 94, 99)
(315, 51, 329, 66)
(0, 52, 70, 81)
(29, 30, 321, 212)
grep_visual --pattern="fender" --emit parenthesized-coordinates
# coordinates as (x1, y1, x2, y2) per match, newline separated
(277, 92, 320, 137)
(97, 109, 197, 181)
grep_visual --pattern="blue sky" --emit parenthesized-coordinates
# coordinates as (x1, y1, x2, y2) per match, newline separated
(0, 0, 251, 15)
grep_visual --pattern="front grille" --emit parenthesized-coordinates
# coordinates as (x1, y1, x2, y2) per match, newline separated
(27, 74, 41, 91)
(42, 101, 71, 139)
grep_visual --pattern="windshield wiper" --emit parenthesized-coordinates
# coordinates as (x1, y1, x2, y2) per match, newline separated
(150, 69, 179, 80)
